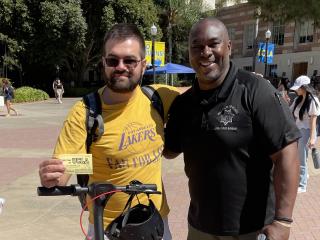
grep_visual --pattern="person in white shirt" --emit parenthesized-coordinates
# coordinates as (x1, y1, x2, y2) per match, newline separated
(290, 75, 320, 193)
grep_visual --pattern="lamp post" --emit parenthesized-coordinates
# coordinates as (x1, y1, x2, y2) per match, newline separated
(151, 23, 157, 83)
(252, 7, 261, 72)
(264, 29, 271, 78)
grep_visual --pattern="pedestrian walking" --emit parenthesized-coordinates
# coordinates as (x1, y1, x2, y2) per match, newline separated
(164, 17, 300, 240)
(52, 78, 58, 99)
(53, 78, 64, 103)
(290, 75, 320, 193)
(277, 77, 291, 104)
(2, 79, 17, 116)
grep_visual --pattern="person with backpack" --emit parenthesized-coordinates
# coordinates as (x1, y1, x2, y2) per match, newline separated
(2, 79, 17, 117)
(38, 23, 179, 240)
(289, 75, 320, 193)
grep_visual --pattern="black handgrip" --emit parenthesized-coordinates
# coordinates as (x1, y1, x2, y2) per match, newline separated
(129, 184, 157, 191)
(117, 183, 158, 194)
(37, 186, 76, 196)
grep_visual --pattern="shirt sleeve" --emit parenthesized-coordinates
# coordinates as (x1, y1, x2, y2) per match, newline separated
(251, 80, 300, 155)
(150, 84, 180, 123)
(164, 96, 183, 154)
(53, 101, 87, 155)
(308, 96, 320, 116)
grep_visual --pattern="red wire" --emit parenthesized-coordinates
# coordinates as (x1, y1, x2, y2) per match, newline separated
(80, 189, 122, 240)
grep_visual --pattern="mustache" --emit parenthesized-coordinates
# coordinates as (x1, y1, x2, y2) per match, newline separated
(113, 69, 130, 75)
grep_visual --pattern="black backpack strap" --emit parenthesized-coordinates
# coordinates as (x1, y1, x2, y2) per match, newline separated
(141, 85, 164, 122)
(77, 91, 104, 210)
(83, 91, 104, 152)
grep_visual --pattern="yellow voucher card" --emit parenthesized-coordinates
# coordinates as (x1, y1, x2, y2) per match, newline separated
(55, 154, 93, 175)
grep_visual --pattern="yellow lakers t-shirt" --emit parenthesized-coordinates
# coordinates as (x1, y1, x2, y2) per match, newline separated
(53, 84, 179, 228)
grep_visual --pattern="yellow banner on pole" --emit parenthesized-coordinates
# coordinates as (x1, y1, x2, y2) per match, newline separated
(145, 41, 165, 67)
(145, 41, 152, 66)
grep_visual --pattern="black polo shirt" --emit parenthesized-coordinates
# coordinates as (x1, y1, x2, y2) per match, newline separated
(165, 62, 300, 235)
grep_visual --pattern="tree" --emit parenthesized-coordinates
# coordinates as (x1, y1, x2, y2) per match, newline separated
(0, 0, 161, 88)
(28, 0, 87, 85)
(0, 0, 32, 78)
(248, 0, 320, 23)
(155, 0, 204, 64)
(0, 0, 87, 87)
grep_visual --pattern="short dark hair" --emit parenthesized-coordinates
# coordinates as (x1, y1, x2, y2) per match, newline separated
(102, 23, 146, 58)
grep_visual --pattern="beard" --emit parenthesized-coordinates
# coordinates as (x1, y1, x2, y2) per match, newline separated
(105, 69, 142, 93)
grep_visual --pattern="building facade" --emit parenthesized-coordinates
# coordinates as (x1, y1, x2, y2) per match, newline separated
(215, 3, 320, 82)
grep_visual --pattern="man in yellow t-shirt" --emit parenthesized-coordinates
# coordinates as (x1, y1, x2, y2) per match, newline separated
(39, 23, 179, 240)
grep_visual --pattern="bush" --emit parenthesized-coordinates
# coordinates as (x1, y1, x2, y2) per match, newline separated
(13, 86, 50, 103)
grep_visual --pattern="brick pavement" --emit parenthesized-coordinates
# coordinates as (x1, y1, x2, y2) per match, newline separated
(0, 98, 320, 239)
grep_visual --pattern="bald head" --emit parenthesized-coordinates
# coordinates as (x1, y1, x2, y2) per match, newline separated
(189, 17, 230, 44)
(188, 17, 231, 90)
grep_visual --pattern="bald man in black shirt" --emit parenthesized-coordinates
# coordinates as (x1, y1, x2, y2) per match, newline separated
(164, 17, 300, 240)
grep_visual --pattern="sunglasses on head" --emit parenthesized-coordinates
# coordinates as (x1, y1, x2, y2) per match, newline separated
(104, 57, 141, 69)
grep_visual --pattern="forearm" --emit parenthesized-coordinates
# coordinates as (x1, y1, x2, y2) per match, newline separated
(309, 116, 317, 144)
(272, 142, 299, 218)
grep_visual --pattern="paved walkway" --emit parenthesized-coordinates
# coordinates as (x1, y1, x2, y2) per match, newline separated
(0, 98, 320, 239)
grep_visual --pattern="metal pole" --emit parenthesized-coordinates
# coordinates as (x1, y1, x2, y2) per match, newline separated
(252, 17, 260, 72)
(264, 39, 269, 77)
(152, 36, 155, 83)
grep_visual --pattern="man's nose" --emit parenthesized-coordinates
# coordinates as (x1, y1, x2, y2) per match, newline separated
(115, 59, 127, 70)
(201, 46, 213, 57)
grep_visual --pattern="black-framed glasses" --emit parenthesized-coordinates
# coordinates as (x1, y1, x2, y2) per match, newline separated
(104, 57, 142, 69)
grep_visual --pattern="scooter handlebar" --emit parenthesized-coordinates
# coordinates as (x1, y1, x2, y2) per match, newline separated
(37, 184, 88, 196)
(37, 182, 160, 197)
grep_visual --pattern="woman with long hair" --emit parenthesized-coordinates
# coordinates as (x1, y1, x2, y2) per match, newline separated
(290, 75, 320, 193)
(2, 79, 17, 116)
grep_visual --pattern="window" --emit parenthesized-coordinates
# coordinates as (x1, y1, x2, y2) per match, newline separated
(272, 21, 285, 45)
(299, 20, 314, 43)
(243, 66, 253, 72)
(228, 27, 236, 41)
(269, 64, 278, 77)
(243, 24, 255, 50)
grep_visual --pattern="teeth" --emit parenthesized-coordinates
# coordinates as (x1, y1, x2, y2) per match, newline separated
(200, 62, 212, 67)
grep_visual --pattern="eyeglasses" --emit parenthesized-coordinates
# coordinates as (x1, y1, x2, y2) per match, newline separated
(104, 57, 142, 69)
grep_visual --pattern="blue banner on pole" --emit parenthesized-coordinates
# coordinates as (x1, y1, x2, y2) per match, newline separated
(258, 42, 275, 64)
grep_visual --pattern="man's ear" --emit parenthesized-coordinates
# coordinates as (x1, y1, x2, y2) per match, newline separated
(141, 59, 147, 72)
(101, 57, 106, 68)
(228, 40, 232, 57)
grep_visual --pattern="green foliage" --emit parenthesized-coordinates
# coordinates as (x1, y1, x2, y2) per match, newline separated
(0, 0, 162, 88)
(13, 86, 49, 103)
(101, 0, 162, 40)
(248, 0, 320, 23)
(0, 0, 32, 70)
(155, 0, 204, 64)
(32, 0, 87, 65)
